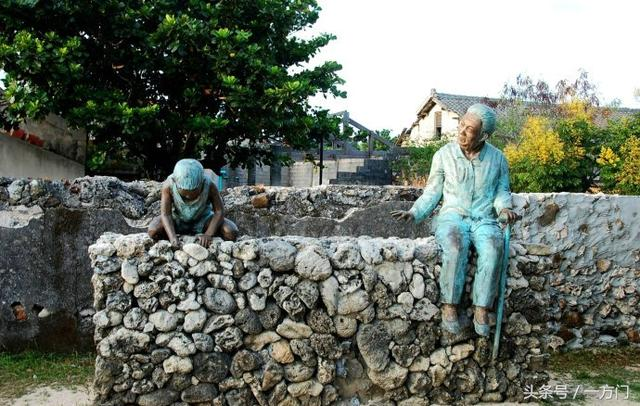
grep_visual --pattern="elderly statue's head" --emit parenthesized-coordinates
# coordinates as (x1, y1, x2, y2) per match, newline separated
(457, 103, 496, 151)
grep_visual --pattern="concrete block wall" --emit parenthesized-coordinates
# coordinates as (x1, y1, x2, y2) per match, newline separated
(225, 158, 370, 188)
(0, 135, 85, 180)
(20, 113, 86, 163)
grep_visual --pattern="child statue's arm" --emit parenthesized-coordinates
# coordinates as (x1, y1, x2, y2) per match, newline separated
(199, 182, 224, 246)
(160, 186, 180, 248)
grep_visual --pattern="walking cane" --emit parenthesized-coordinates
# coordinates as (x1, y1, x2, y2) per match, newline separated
(492, 220, 511, 361)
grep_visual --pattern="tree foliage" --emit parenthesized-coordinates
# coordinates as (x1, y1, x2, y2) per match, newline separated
(494, 70, 605, 148)
(352, 128, 394, 152)
(597, 113, 640, 195)
(498, 71, 635, 194)
(503, 104, 601, 193)
(0, 0, 344, 177)
(501, 70, 600, 112)
(391, 141, 446, 187)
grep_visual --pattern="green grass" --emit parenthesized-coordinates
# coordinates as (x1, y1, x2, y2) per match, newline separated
(0, 352, 95, 398)
(548, 347, 640, 403)
(0, 347, 639, 403)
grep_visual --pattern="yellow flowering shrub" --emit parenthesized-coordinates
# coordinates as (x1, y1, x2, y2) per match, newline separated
(618, 137, 640, 188)
(597, 112, 640, 195)
(504, 115, 588, 192)
(559, 99, 596, 123)
(599, 137, 640, 194)
(504, 117, 565, 164)
(498, 73, 640, 194)
(596, 147, 620, 167)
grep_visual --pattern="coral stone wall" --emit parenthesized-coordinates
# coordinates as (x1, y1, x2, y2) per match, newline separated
(2, 177, 639, 352)
(91, 233, 551, 405)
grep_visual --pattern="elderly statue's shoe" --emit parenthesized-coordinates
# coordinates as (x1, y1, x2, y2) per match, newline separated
(474, 319, 491, 337)
(441, 318, 461, 334)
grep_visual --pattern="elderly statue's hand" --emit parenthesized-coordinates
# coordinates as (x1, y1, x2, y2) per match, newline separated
(391, 210, 414, 222)
(498, 209, 519, 225)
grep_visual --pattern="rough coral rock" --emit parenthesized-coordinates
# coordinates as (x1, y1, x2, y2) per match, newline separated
(90, 231, 556, 406)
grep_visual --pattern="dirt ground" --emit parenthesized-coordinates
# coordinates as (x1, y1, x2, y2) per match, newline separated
(0, 385, 92, 406)
(1, 380, 638, 406)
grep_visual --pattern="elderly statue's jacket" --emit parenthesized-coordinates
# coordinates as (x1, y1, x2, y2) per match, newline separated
(409, 141, 512, 307)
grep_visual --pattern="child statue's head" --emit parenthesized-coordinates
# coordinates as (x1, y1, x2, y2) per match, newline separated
(173, 159, 204, 200)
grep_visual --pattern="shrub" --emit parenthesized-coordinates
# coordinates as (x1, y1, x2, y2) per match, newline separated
(505, 117, 579, 192)
(391, 141, 446, 187)
(502, 106, 604, 193)
(595, 112, 640, 195)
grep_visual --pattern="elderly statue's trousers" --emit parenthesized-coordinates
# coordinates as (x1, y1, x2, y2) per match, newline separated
(434, 212, 504, 308)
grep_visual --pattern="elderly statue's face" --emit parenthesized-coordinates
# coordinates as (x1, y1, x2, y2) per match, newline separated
(457, 113, 483, 151)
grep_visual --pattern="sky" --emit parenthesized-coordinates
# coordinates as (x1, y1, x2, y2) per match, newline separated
(303, 0, 640, 135)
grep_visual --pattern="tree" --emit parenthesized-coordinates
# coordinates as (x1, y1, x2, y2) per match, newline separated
(500, 70, 600, 113)
(352, 128, 394, 152)
(498, 71, 618, 192)
(503, 104, 603, 193)
(0, 0, 344, 177)
(597, 113, 640, 195)
(494, 70, 604, 144)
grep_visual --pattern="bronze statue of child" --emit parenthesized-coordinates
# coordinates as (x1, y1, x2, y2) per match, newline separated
(148, 159, 238, 247)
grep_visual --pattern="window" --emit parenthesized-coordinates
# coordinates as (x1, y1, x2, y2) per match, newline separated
(434, 111, 442, 138)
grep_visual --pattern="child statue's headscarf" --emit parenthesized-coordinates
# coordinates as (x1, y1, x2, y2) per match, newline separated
(172, 159, 204, 190)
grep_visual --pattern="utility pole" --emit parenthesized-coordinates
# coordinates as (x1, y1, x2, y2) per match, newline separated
(319, 134, 324, 185)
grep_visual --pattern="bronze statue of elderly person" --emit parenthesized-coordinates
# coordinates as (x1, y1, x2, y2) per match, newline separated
(148, 159, 238, 248)
(392, 104, 517, 336)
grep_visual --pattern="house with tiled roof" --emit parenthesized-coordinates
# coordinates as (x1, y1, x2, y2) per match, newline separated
(401, 89, 640, 146)
(403, 89, 499, 145)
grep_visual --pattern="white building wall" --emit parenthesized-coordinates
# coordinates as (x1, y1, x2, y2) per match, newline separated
(408, 104, 460, 145)
(441, 110, 460, 138)
(0, 135, 85, 179)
